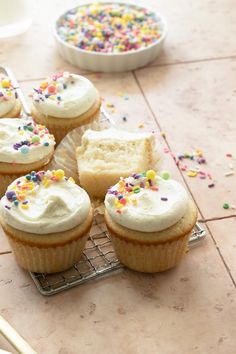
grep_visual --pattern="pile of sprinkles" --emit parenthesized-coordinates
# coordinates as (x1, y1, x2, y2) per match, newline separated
(107, 170, 169, 214)
(0, 75, 16, 102)
(56, 3, 163, 53)
(31, 72, 74, 105)
(4, 170, 75, 210)
(14, 121, 54, 154)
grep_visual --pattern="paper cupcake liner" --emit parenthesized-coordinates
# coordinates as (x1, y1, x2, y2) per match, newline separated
(109, 232, 190, 273)
(7, 233, 89, 273)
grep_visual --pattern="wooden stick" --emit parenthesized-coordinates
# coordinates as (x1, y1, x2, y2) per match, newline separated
(0, 315, 37, 354)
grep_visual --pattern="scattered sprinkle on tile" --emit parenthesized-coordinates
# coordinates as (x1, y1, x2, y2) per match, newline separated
(208, 183, 215, 188)
(223, 203, 230, 209)
(224, 171, 235, 177)
(122, 116, 127, 122)
(138, 123, 144, 128)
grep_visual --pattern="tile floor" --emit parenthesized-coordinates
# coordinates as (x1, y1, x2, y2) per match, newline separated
(0, 1, 235, 353)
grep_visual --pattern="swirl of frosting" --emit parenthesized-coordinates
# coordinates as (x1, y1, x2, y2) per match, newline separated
(31, 72, 98, 118)
(0, 118, 55, 164)
(105, 170, 189, 232)
(0, 75, 16, 116)
(0, 170, 91, 234)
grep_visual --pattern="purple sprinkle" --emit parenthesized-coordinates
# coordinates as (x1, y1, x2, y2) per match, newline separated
(140, 181, 145, 188)
(6, 190, 16, 201)
(4, 205, 11, 210)
(0, 92, 3, 97)
(22, 201, 28, 204)
(208, 183, 215, 188)
(161, 197, 168, 201)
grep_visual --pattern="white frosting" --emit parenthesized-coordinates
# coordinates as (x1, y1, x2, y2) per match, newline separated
(0, 75, 16, 116)
(0, 118, 55, 164)
(105, 175, 189, 232)
(32, 72, 98, 118)
(0, 171, 91, 234)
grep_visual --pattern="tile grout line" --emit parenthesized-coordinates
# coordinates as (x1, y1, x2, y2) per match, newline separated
(148, 54, 236, 70)
(132, 70, 236, 288)
(16, 54, 236, 84)
(198, 215, 236, 223)
(204, 222, 236, 288)
(0, 251, 12, 256)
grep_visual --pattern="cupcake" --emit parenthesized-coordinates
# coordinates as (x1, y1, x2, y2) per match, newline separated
(0, 118, 55, 197)
(76, 128, 160, 199)
(0, 74, 21, 118)
(104, 170, 197, 273)
(30, 72, 101, 143)
(0, 170, 93, 273)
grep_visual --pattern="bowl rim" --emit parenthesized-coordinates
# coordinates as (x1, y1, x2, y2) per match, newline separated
(53, 0, 168, 57)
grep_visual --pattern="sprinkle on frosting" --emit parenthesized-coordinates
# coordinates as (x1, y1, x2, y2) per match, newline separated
(31, 72, 74, 105)
(0, 75, 14, 101)
(56, 3, 163, 53)
(4, 170, 72, 210)
(107, 170, 169, 213)
(13, 121, 53, 153)
(0, 75, 17, 116)
(0, 118, 55, 164)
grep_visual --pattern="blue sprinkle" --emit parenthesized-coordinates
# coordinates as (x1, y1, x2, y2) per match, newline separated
(20, 146, 29, 154)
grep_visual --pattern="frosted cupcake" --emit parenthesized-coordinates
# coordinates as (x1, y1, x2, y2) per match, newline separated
(104, 170, 197, 272)
(31, 72, 101, 143)
(76, 128, 159, 199)
(0, 118, 55, 197)
(0, 170, 93, 273)
(0, 74, 21, 118)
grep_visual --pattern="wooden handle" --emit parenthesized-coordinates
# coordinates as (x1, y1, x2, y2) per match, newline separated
(0, 315, 37, 354)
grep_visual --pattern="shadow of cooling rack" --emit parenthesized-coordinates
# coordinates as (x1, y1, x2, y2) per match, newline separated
(30, 214, 206, 296)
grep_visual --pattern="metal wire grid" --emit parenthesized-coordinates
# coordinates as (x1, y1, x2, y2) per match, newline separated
(30, 216, 206, 296)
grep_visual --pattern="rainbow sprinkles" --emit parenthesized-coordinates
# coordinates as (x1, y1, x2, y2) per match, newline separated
(56, 3, 163, 53)
(4, 170, 75, 210)
(107, 170, 170, 214)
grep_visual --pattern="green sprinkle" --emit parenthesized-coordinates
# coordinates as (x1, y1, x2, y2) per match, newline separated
(160, 170, 170, 180)
(31, 135, 40, 143)
(134, 188, 140, 193)
(223, 203, 230, 209)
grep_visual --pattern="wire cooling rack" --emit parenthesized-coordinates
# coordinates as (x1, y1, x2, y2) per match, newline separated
(30, 215, 206, 296)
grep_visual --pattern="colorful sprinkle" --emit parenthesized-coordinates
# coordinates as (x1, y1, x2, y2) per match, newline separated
(56, 4, 163, 53)
(3, 170, 75, 210)
(107, 170, 161, 212)
(160, 170, 170, 180)
(223, 203, 230, 209)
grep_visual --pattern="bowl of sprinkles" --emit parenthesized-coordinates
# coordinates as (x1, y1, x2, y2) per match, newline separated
(54, 2, 167, 72)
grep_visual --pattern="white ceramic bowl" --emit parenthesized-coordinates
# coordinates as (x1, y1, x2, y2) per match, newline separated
(53, 2, 167, 72)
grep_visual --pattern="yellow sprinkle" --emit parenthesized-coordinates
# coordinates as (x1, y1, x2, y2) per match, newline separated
(1, 80, 10, 88)
(146, 170, 156, 180)
(21, 204, 29, 209)
(138, 123, 144, 128)
(69, 177, 75, 184)
(160, 131, 166, 138)
(132, 199, 137, 205)
(195, 149, 203, 157)
(106, 102, 114, 108)
(42, 178, 51, 188)
(40, 81, 48, 89)
(54, 169, 65, 180)
(187, 171, 198, 177)
(18, 131, 24, 135)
